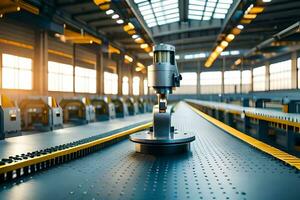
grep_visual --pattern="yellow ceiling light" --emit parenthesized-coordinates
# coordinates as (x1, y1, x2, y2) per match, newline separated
(216, 46, 224, 53)
(144, 47, 152, 53)
(127, 29, 136, 35)
(231, 27, 242, 35)
(244, 14, 257, 19)
(137, 62, 145, 68)
(108, 45, 120, 54)
(123, 22, 135, 32)
(140, 43, 149, 49)
(249, 6, 265, 14)
(149, 52, 153, 57)
(235, 59, 241, 65)
(211, 52, 218, 59)
(225, 34, 235, 42)
(220, 41, 228, 48)
(93, 0, 111, 10)
(240, 19, 252, 24)
(124, 55, 133, 63)
(134, 38, 145, 44)
(204, 61, 212, 68)
(135, 62, 145, 72)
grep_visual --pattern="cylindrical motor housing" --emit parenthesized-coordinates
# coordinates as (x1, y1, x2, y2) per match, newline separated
(148, 44, 179, 94)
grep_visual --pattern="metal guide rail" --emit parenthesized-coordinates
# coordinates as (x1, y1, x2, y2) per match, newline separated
(0, 102, 299, 200)
(186, 99, 300, 126)
(0, 114, 152, 182)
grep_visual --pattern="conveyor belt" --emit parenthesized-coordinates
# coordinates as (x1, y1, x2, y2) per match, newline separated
(187, 99, 300, 124)
(0, 113, 151, 159)
(0, 102, 299, 200)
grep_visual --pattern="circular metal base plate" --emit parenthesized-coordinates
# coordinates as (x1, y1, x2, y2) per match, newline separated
(130, 131, 195, 155)
(134, 143, 191, 155)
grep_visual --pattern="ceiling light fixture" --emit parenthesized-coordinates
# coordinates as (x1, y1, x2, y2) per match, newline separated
(112, 14, 119, 19)
(237, 25, 244, 30)
(105, 9, 114, 15)
(140, 44, 149, 49)
(225, 34, 235, 42)
(116, 19, 124, 24)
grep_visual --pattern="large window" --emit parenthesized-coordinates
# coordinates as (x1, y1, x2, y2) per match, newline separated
(242, 70, 252, 93)
(200, 71, 222, 94)
(48, 61, 73, 92)
(253, 66, 266, 91)
(133, 76, 140, 95)
(75, 66, 96, 93)
(122, 76, 129, 95)
(242, 70, 251, 85)
(224, 70, 240, 93)
(2, 53, 32, 90)
(270, 60, 291, 90)
(104, 72, 118, 94)
(144, 79, 148, 95)
(175, 72, 197, 94)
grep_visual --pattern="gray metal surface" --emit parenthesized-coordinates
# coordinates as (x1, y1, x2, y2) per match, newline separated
(0, 113, 151, 159)
(0, 103, 299, 200)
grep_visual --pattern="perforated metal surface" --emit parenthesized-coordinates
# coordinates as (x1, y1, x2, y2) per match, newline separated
(0, 103, 299, 200)
(0, 113, 151, 159)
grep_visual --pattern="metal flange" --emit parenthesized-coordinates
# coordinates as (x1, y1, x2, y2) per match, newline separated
(130, 129, 195, 155)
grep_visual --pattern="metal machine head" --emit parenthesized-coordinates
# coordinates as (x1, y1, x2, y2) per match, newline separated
(148, 43, 181, 95)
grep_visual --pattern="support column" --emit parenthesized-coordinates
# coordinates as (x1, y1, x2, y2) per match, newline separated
(265, 62, 270, 91)
(72, 44, 76, 94)
(139, 74, 143, 96)
(287, 126, 295, 154)
(240, 61, 243, 94)
(129, 63, 134, 95)
(221, 57, 225, 94)
(34, 30, 48, 95)
(250, 66, 254, 92)
(291, 51, 298, 89)
(197, 62, 201, 95)
(117, 55, 123, 96)
(96, 49, 104, 95)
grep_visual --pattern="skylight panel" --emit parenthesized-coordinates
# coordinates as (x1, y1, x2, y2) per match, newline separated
(205, 7, 214, 12)
(216, 3, 231, 9)
(214, 13, 226, 18)
(134, 0, 179, 28)
(189, 10, 204, 15)
(206, 2, 216, 7)
(188, 15, 203, 20)
(189, 5, 204, 10)
(189, 0, 206, 5)
(188, 0, 234, 21)
(215, 8, 228, 14)
(134, 0, 146, 3)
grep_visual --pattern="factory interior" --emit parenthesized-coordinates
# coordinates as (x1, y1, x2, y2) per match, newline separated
(0, 0, 300, 199)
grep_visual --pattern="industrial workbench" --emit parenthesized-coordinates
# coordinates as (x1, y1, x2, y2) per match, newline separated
(0, 102, 299, 200)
